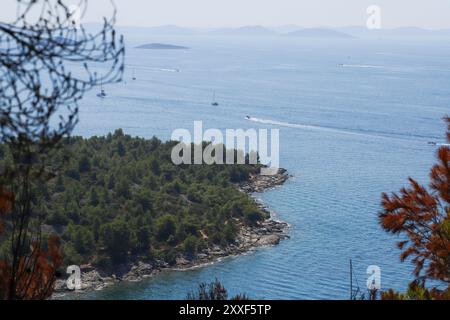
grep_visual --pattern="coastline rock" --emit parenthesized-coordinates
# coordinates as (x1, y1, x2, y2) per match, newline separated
(239, 168, 289, 193)
(53, 270, 115, 297)
(123, 262, 157, 281)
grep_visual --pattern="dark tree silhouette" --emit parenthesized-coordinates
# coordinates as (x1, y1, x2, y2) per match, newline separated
(0, 0, 124, 300)
(379, 116, 450, 300)
(187, 279, 249, 300)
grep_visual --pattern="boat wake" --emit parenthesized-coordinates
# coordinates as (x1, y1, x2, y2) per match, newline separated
(339, 64, 385, 69)
(151, 68, 180, 73)
(246, 116, 371, 138)
(245, 116, 441, 142)
(126, 64, 180, 73)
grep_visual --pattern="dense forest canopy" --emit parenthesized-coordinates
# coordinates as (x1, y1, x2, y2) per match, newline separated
(0, 130, 267, 269)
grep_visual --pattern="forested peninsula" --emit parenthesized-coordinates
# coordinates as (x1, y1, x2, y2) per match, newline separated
(0, 130, 289, 295)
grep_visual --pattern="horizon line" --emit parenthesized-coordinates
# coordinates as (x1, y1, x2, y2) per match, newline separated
(79, 23, 450, 31)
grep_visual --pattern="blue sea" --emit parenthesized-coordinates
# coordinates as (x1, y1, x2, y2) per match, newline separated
(72, 32, 450, 300)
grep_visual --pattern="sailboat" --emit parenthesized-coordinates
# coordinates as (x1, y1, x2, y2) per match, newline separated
(132, 68, 137, 81)
(97, 79, 107, 98)
(211, 92, 219, 106)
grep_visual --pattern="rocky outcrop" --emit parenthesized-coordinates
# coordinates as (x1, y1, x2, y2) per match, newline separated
(52, 270, 116, 298)
(122, 262, 158, 282)
(239, 168, 290, 193)
(237, 219, 289, 248)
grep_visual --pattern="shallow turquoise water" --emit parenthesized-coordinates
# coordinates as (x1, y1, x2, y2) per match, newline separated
(71, 33, 450, 299)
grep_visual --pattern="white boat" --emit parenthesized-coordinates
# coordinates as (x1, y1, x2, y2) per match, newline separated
(97, 80, 107, 98)
(97, 89, 106, 98)
(211, 92, 219, 106)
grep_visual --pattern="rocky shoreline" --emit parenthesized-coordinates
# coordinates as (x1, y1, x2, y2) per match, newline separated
(52, 168, 290, 299)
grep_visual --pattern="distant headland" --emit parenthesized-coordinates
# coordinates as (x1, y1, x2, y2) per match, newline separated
(135, 43, 189, 50)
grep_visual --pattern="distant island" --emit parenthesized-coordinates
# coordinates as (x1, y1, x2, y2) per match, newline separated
(135, 43, 189, 50)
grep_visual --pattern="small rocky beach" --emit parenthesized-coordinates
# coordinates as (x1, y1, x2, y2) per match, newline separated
(52, 168, 290, 299)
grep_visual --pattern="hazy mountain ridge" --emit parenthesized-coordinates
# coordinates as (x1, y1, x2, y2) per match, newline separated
(210, 25, 277, 36)
(113, 24, 450, 39)
(286, 28, 354, 38)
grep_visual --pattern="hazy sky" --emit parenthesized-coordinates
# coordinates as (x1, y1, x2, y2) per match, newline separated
(1, 0, 450, 29)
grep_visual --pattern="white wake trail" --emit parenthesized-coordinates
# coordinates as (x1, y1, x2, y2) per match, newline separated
(246, 117, 371, 138)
